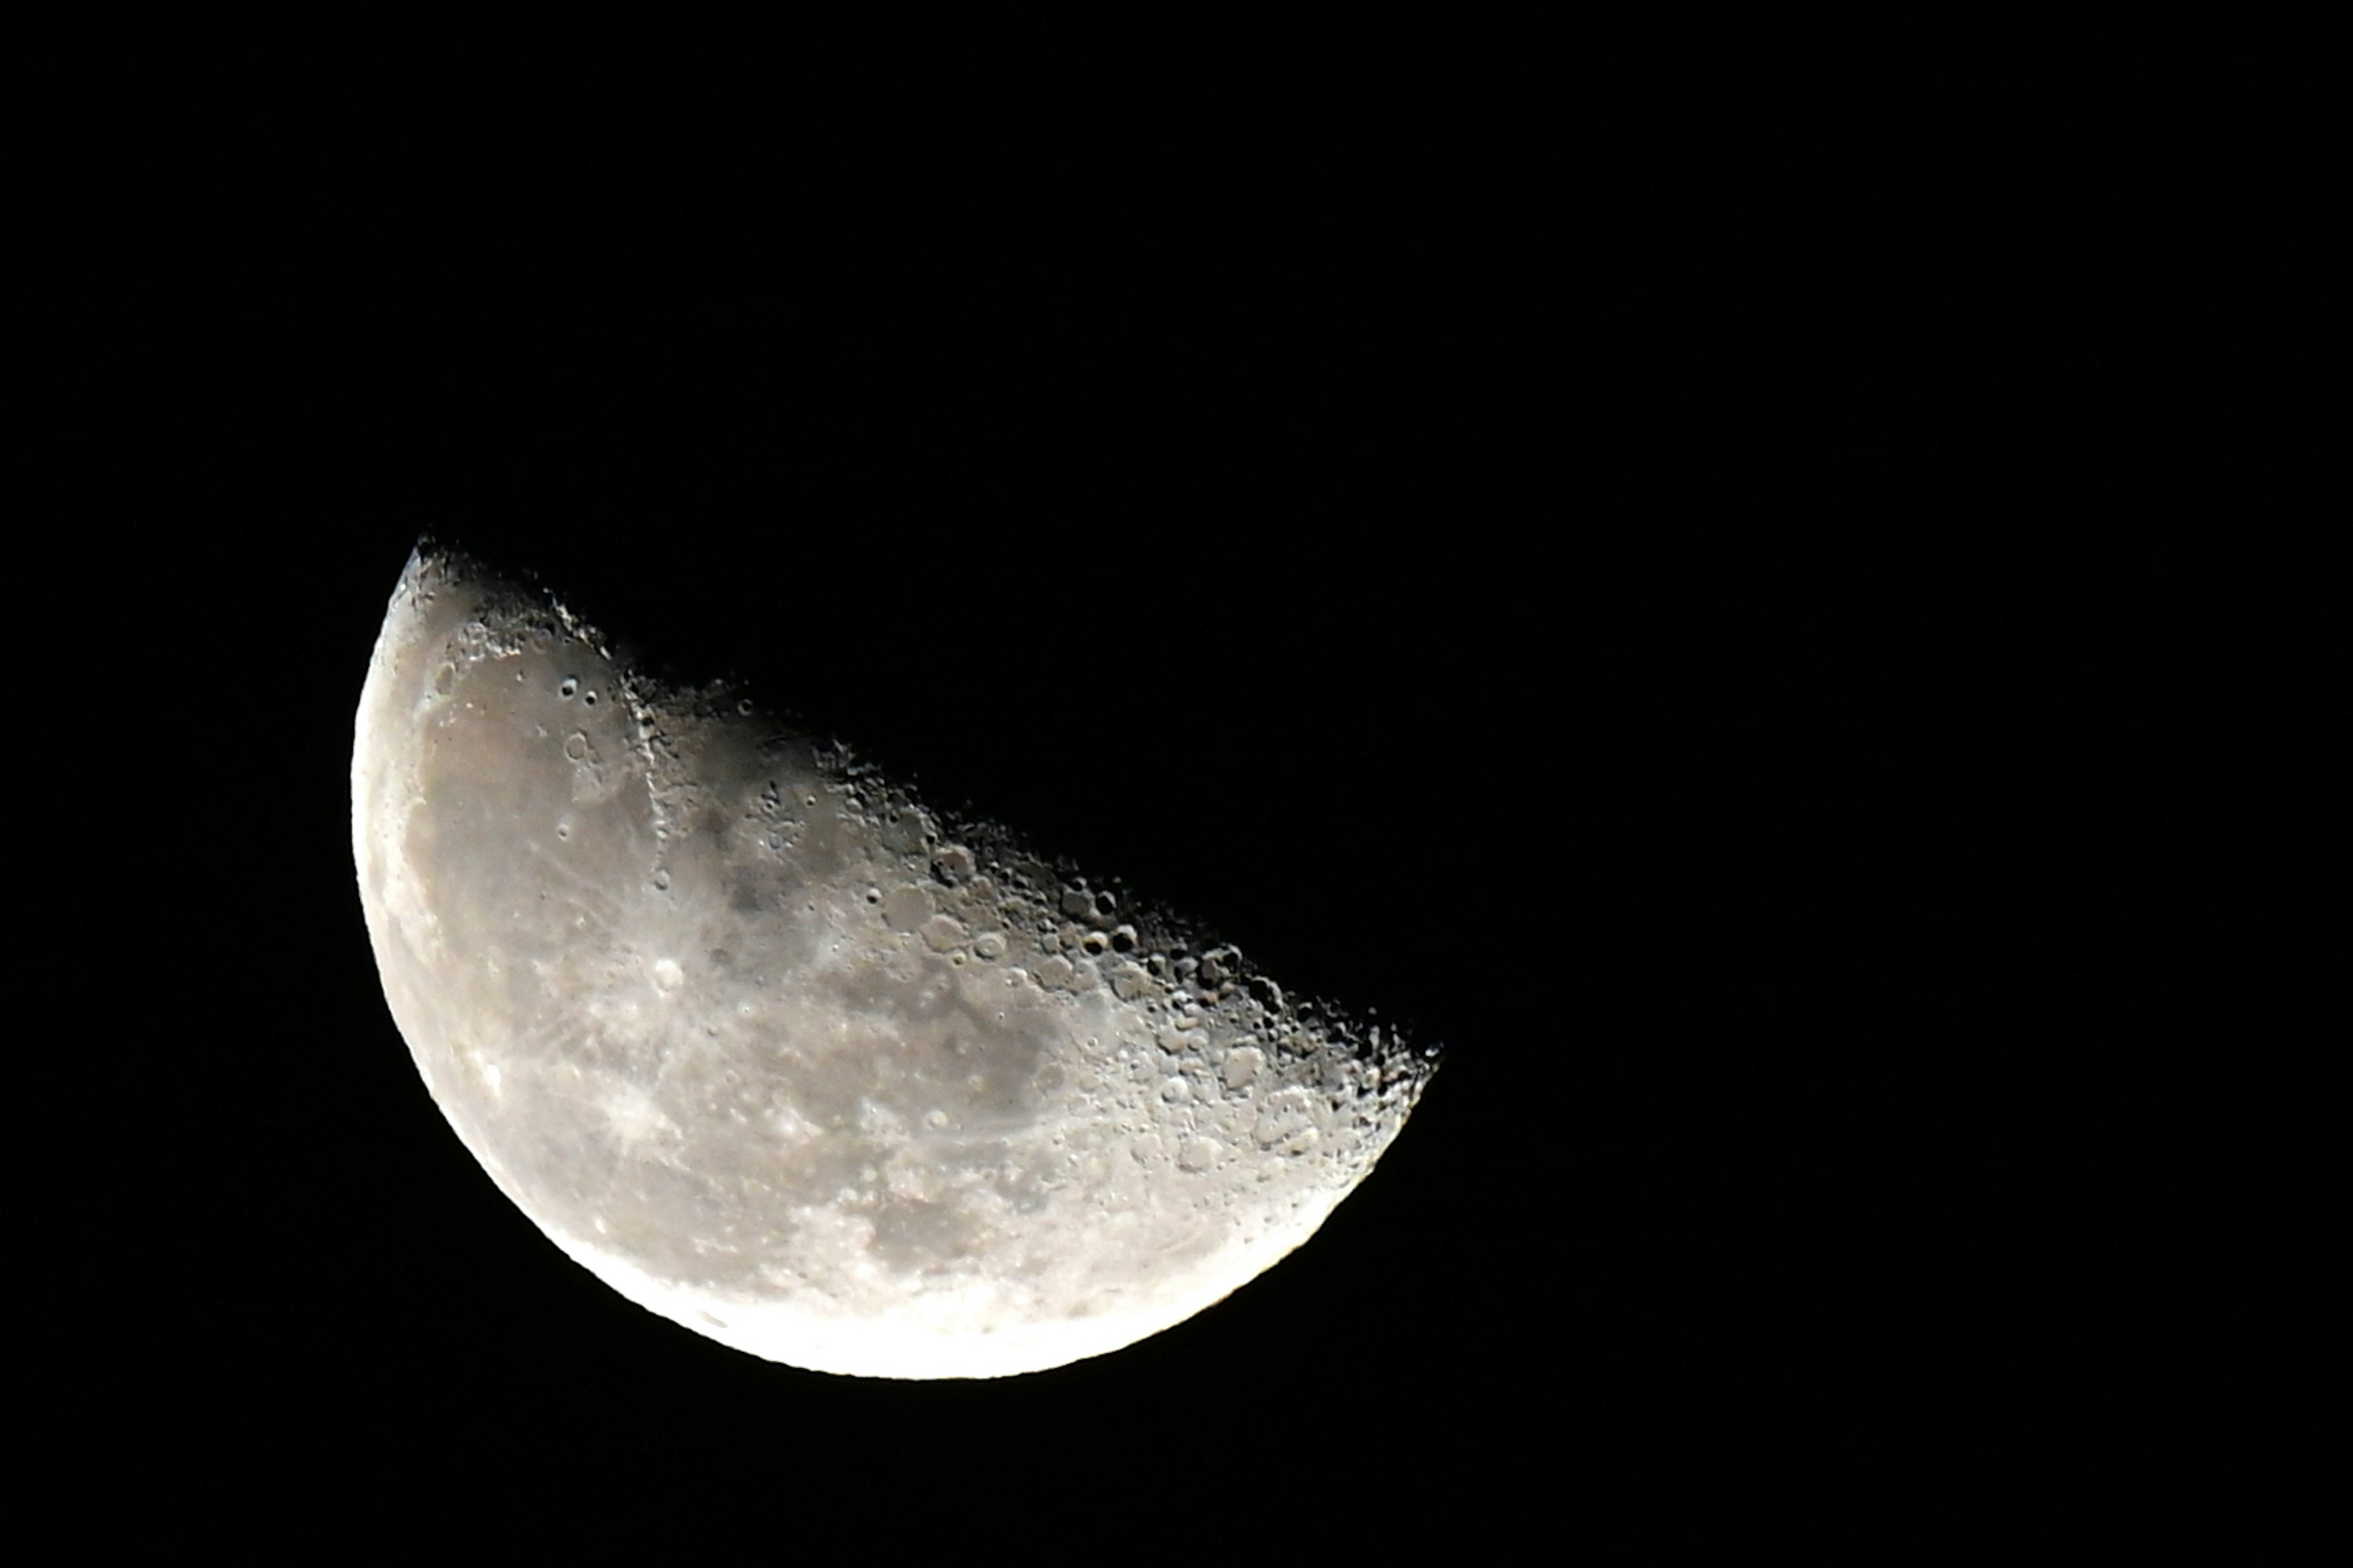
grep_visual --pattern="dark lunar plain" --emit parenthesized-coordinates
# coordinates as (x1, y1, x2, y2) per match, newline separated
(34, 34, 2317, 1551)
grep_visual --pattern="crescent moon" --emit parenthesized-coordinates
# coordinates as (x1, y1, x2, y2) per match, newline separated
(352, 545, 1436, 1377)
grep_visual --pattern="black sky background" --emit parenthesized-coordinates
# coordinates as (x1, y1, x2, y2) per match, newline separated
(37, 31, 2318, 1549)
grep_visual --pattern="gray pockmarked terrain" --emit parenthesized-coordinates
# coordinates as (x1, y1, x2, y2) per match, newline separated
(353, 546, 1436, 1377)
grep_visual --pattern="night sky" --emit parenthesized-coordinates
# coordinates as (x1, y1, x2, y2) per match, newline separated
(38, 32, 2305, 1548)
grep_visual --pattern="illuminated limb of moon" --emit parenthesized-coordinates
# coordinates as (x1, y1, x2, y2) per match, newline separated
(352, 546, 1436, 1378)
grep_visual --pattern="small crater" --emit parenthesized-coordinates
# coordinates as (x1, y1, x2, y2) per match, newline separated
(883, 884, 933, 932)
(1178, 1137, 1224, 1172)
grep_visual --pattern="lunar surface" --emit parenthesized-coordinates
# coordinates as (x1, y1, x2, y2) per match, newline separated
(352, 545, 1436, 1378)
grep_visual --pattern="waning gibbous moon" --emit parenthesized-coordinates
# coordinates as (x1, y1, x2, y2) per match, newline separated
(352, 544, 1438, 1379)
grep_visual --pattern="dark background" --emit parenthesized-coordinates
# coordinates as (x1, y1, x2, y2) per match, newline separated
(37, 29, 2316, 1548)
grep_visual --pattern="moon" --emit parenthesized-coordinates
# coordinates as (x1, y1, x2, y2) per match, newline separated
(352, 544, 1436, 1378)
